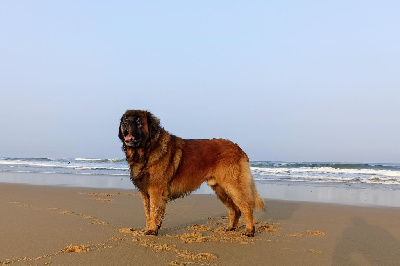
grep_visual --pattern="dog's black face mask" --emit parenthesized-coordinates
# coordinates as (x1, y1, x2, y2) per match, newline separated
(119, 110, 161, 150)
(119, 115, 147, 149)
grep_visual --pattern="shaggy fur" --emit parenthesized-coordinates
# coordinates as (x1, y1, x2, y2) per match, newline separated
(119, 110, 265, 236)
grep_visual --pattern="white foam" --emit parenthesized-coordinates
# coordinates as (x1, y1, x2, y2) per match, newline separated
(251, 166, 400, 185)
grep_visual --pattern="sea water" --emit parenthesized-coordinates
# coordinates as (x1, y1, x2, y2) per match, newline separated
(1, 158, 399, 187)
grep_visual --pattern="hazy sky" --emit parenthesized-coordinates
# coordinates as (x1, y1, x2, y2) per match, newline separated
(1, 1, 399, 162)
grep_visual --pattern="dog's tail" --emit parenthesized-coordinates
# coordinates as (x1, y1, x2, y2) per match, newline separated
(242, 159, 266, 211)
(251, 180, 265, 211)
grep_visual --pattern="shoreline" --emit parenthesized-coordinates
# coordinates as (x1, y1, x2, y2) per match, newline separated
(1, 172, 400, 208)
(1, 183, 399, 265)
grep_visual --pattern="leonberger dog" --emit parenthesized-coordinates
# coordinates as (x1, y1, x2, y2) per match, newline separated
(119, 110, 265, 236)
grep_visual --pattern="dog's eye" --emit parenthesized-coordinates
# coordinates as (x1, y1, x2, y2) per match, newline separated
(134, 117, 142, 127)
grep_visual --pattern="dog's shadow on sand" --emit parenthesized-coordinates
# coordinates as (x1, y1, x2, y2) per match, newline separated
(333, 216, 400, 265)
(263, 199, 301, 223)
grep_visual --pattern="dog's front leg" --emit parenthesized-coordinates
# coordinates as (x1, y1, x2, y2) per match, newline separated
(139, 191, 151, 232)
(145, 185, 168, 235)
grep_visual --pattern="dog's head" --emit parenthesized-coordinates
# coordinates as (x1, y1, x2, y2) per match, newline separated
(119, 110, 161, 149)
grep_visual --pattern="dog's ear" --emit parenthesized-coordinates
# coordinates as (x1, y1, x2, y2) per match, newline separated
(118, 114, 126, 141)
(146, 111, 161, 140)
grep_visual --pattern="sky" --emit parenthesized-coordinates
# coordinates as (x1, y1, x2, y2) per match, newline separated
(1, 1, 399, 163)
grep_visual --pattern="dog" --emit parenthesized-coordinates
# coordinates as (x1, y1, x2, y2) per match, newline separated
(119, 110, 265, 236)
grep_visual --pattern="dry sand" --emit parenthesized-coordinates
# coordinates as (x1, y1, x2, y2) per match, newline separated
(1, 182, 400, 265)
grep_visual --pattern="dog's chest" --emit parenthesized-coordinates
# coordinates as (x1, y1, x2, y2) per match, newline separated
(130, 163, 146, 178)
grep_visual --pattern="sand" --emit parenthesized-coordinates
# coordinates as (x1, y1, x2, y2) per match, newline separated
(1, 182, 400, 265)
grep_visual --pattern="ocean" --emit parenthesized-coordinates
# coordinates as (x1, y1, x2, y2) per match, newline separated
(1, 157, 399, 189)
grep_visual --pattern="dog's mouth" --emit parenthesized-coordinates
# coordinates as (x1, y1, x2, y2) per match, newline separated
(124, 132, 141, 147)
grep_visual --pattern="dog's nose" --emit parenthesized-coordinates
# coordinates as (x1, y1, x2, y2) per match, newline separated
(124, 134, 135, 142)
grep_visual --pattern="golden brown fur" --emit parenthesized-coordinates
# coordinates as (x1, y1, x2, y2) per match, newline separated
(119, 110, 265, 236)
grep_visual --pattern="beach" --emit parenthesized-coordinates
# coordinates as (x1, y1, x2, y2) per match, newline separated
(1, 181, 400, 265)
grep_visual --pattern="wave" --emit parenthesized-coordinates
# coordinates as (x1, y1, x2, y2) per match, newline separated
(251, 161, 400, 171)
(1, 157, 55, 162)
(74, 158, 125, 163)
(250, 162, 400, 186)
(0, 157, 129, 176)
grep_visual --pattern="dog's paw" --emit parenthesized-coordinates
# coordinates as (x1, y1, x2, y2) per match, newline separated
(242, 226, 255, 237)
(242, 231, 255, 237)
(144, 230, 158, 236)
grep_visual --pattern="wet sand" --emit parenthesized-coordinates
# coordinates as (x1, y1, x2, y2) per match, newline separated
(1, 183, 400, 265)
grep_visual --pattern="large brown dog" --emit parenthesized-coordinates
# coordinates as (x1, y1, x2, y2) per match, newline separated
(119, 110, 265, 236)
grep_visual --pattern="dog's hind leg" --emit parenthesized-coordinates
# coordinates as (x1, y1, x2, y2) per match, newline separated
(224, 185, 256, 237)
(220, 185, 255, 236)
(236, 203, 255, 237)
(216, 179, 256, 236)
(210, 183, 241, 231)
(213, 163, 257, 236)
